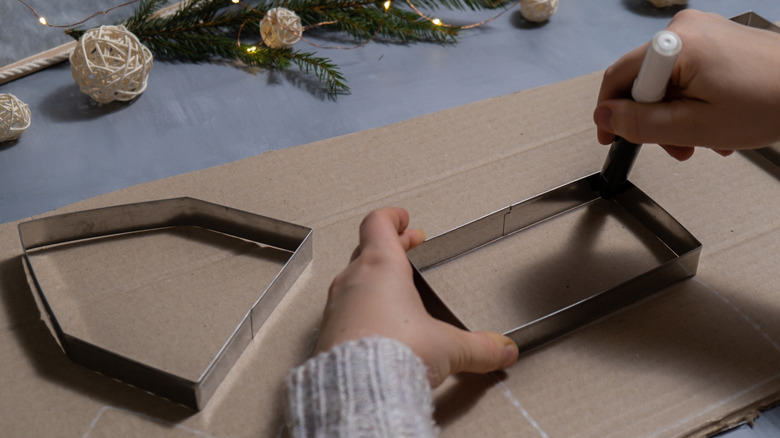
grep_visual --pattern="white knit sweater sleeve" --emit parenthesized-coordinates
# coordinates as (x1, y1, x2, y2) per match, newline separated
(285, 336, 439, 438)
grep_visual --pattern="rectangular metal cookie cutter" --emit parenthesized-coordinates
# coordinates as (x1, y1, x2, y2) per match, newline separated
(18, 197, 312, 410)
(734, 10, 780, 166)
(409, 173, 702, 353)
(732, 11, 780, 167)
(410, 10, 778, 355)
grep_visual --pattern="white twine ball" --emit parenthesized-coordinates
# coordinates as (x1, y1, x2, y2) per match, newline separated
(70, 25, 153, 104)
(260, 8, 303, 49)
(0, 94, 31, 143)
(520, 0, 558, 22)
(647, 0, 687, 7)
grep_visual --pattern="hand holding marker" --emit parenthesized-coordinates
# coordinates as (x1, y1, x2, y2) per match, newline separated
(598, 30, 682, 198)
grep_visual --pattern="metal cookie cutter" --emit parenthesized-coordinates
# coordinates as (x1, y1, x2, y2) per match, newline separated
(410, 10, 778, 355)
(732, 11, 780, 167)
(731, 10, 780, 31)
(409, 173, 701, 353)
(18, 198, 312, 410)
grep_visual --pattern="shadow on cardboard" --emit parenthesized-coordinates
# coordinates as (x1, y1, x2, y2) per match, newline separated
(0, 255, 195, 422)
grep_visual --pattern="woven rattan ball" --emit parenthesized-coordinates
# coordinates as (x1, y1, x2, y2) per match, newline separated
(520, 0, 558, 22)
(0, 94, 31, 143)
(260, 8, 303, 49)
(70, 25, 153, 103)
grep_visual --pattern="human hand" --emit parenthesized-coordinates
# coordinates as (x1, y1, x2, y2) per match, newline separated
(315, 207, 519, 387)
(594, 9, 780, 160)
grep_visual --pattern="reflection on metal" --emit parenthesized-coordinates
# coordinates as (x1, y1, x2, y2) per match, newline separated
(731, 13, 780, 167)
(18, 197, 312, 410)
(731, 11, 780, 32)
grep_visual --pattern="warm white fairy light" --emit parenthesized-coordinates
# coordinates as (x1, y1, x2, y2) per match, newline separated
(19, 0, 529, 55)
(18, 0, 149, 28)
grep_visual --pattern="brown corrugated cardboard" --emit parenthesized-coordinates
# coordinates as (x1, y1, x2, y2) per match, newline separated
(1, 70, 778, 437)
(419, 199, 680, 334)
(26, 226, 290, 380)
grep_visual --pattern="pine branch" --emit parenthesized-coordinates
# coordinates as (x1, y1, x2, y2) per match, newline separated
(297, 5, 459, 42)
(287, 51, 350, 98)
(409, 0, 512, 11)
(64, 0, 503, 97)
(125, 0, 170, 27)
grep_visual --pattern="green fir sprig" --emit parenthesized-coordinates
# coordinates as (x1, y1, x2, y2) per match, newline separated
(66, 0, 509, 97)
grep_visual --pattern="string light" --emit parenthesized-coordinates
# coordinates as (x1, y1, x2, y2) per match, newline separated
(241, 1, 392, 52)
(18, 0, 524, 51)
(16, 0, 142, 28)
(398, 0, 524, 30)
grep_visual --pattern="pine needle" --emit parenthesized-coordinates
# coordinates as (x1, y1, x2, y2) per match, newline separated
(66, 0, 506, 97)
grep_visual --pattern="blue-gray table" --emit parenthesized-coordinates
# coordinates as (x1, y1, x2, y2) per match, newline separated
(1, 1, 778, 436)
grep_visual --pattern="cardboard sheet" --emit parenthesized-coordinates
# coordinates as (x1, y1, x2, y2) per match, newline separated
(1, 71, 779, 437)
(27, 227, 291, 381)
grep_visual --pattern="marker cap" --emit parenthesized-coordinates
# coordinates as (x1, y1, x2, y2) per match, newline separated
(631, 30, 682, 103)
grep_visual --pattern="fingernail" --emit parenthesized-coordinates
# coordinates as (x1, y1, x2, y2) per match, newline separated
(594, 106, 613, 131)
(502, 344, 517, 368)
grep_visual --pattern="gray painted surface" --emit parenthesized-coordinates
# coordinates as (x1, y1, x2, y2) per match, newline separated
(1, 0, 128, 66)
(1, 0, 779, 435)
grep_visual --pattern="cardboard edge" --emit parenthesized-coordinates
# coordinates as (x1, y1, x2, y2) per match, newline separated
(681, 392, 780, 437)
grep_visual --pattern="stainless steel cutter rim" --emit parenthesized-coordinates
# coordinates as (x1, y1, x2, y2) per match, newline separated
(18, 197, 312, 410)
(409, 173, 702, 353)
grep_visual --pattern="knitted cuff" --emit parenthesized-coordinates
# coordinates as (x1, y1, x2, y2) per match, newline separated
(286, 336, 438, 438)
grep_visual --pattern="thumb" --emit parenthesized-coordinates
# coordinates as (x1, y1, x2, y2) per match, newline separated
(398, 227, 426, 252)
(596, 99, 703, 147)
(449, 331, 519, 376)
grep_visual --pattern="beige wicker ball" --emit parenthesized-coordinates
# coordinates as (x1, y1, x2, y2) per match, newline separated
(520, 0, 558, 22)
(70, 25, 153, 104)
(260, 8, 303, 49)
(0, 94, 31, 143)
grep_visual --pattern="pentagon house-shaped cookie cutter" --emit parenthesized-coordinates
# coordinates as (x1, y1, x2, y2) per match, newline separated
(409, 173, 702, 353)
(18, 198, 312, 410)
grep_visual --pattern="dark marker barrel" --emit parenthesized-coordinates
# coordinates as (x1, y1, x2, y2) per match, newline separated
(598, 30, 682, 199)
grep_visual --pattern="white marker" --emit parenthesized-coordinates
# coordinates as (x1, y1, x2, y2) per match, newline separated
(632, 30, 683, 103)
